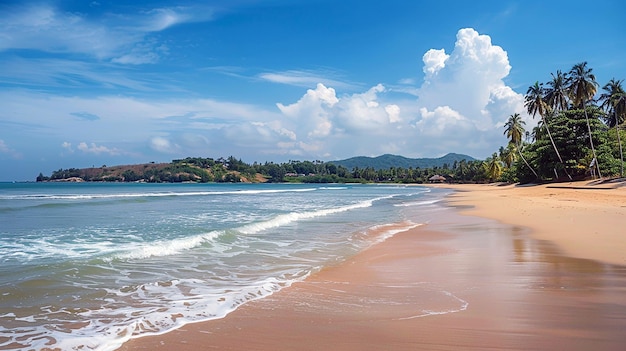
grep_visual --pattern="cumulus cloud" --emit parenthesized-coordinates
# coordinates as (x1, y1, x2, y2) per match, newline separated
(277, 83, 339, 138)
(1, 27, 527, 166)
(416, 28, 526, 131)
(422, 48, 449, 77)
(149, 137, 181, 154)
(277, 83, 403, 143)
(61, 141, 74, 153)
(76, 142, 122, 155)
(271, 28, 528, 160)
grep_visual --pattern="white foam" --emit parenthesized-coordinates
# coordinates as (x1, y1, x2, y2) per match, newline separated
(17, 273, 311, 351)
(397, 290, 469, 320)
(370, 221, 424, 245)
(394, 199, 440, 207)
(237, 198, 379, 235)
(109, 231, 223, 261)
(0, 188, 318, 201)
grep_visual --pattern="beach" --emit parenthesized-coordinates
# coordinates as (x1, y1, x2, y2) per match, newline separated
(118, 181, 626, 351)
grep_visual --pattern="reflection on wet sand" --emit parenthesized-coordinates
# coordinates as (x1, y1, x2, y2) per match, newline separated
(119, 200, 626, 351)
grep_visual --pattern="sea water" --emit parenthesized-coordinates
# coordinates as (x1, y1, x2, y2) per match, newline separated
(0, 182, 449, 350)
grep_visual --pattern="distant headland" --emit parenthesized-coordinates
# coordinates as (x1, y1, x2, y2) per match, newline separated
(36, 153, 480, 184)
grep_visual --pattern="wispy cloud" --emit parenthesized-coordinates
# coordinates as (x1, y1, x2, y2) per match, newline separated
(71, 112, 100, 121)
(0, 3, 214, 64)
(0, 57, 185, 93)
(258, 70, 358, 90)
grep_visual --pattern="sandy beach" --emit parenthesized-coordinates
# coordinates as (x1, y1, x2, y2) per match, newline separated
(118, 181, 626, 351)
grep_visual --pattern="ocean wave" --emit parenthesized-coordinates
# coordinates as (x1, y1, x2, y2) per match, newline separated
(3, 272, 311, 351)
(368, 221, 424, 244)
(108, 230, 224, 261)
(0, 187, 318, 201)
(394, 199, 440, 207)
(237, 197, 385, 235)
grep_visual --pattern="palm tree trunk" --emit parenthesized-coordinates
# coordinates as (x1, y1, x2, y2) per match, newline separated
(540, 115, 571, 180)
(616, 120, 624, 177)
(583, 100, 602, 178)
(517, 144, 539, 179)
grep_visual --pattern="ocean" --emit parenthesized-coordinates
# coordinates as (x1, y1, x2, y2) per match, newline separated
(0, 182, 450, 350)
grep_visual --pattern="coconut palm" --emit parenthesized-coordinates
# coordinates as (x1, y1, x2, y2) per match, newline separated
(500, 144, 516, 169)
(484, 153, 503, 182)
(567, 62, 601, 177)
(599, 78, 626, 176)
(503, 113, 538, 178)
(525, 81, 567, 176)
(545, 70, 569, 112)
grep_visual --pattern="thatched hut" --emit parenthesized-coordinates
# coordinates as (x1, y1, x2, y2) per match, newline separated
(428, 174, 446, 183)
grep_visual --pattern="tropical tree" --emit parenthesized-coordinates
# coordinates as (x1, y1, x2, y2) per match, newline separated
(503, 113, 538, 178)
(525, 81, 568, 177)
(545, 70, 570, 112)
(599, 78, 626, 176)
(500, 145, 516, 168)
(567, 62, 601, 177)
(483, 153, 503, 182)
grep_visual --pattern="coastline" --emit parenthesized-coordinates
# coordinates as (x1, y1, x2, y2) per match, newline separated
(118, 182, 626, 351)
(430, 180, 626, 266)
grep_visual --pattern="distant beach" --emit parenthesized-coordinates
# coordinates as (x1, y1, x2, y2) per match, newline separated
(119, 180, 626, 351)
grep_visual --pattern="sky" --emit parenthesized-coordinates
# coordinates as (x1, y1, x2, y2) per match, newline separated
(1, 0, 625, 181)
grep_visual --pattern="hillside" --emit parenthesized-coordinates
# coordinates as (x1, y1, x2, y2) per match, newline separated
(37, 153, 480, 184)
(37, 157, 266, 183)
(328, 153, 476, 171)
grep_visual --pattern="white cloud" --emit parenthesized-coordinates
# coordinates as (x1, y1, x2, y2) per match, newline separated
(149, 137, 181, 154)
(269, 28, 529, 160)
(422, 48, 449, 77)
(259, 70, 356, 90)
(0, 27, 529, 167)
(385, 104, 401, 123)
(77, 142, 123, 155)
(0, 4, 212, 64)
(61, 141, 74, 152)
(416, 106, 472, 135)
(412, 28, 531, 153)
(335, 84, 401, 131)
(277, 83, 339, 138)
(0, 139, 21, 158)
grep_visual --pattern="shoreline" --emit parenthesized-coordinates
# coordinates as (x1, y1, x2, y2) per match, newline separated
(118, 183, 626, 350)
(429, 180, 626, 266)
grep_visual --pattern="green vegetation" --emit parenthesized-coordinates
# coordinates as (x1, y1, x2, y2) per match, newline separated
(499, 62, 625, 183)
(36, 63, 624, 185)
(36, 156, 489, 184)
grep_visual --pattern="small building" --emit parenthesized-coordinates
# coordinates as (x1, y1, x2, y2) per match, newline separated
(428, 174, 446, 183)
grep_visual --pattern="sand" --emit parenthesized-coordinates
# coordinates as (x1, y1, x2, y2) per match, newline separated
(118, 181, 626, 351)
(437, 180, 626, 265)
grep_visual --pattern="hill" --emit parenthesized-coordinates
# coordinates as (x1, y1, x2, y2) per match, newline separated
(328, 153, 477, 170)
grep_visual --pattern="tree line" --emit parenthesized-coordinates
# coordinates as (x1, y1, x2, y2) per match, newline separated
(38, 61, 624, 185)
(37, 156, 494, 184)
(492, 62, 625, 183)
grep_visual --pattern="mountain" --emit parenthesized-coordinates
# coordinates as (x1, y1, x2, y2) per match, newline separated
(328, 153, 477, 170)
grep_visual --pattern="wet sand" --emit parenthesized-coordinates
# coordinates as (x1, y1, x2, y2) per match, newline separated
(118, 183, 626, 351)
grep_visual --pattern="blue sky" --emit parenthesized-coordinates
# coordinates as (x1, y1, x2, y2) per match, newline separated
(1, 0, 625, 181)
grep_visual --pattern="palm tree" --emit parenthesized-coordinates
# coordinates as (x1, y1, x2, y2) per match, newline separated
(600, 78, 626, 176)
(503, 113, 538, 178)
(484, 153, 503, 182)
(567, 62, 601, 178)
(545, 70, 569, 112)
(525, 81, 567, 177)
(500, 144, 517, 169)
